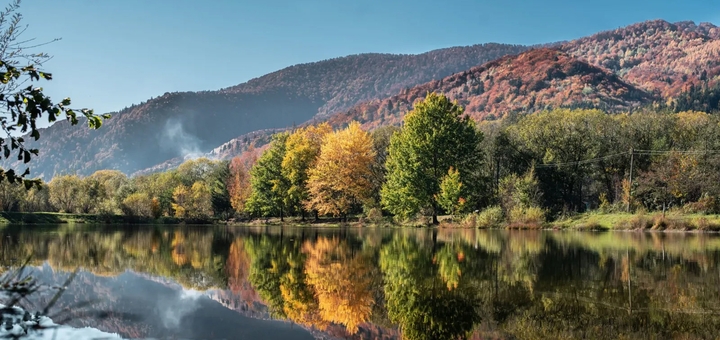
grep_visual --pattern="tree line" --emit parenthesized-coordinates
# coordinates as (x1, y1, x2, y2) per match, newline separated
(3, 92, 720, 224)
(234, 92, 720, 224)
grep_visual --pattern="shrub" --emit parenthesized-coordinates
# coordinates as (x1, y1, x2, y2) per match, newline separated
(460, 213, 477, 228)
(476, 206, 504, 228)
(508, 206, 545, 228)
(651, 214, 689, 230)
(575, 220, 606, 231)
(618, 214, 651, 230)
(682, 194, 719, 214)
(364, 207, 385, 225)
(694, 218, 720, 231)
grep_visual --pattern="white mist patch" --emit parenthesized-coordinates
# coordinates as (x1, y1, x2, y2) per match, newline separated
(162, 118, 204, 159)
(158, 289, 203, 330)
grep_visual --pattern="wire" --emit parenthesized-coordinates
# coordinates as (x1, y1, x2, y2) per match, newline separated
(534, 149, 720, 168)
(535, 152, 628, 168)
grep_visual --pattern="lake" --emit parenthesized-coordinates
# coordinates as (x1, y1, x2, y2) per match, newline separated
(1, 225, 720, 339)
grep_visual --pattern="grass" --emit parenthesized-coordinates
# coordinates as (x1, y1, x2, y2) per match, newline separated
(552, 211, 720, 231)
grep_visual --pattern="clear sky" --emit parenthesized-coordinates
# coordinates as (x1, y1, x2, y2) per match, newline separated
(16, 0, 720, 115)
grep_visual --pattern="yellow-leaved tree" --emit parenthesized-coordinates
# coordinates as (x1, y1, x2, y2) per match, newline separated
(305, 122, 375, 220)
(282, 123, 332, 219)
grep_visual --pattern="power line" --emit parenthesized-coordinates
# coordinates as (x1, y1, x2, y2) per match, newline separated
(534, 152, 628, 168)
(534, 149, 720, 168)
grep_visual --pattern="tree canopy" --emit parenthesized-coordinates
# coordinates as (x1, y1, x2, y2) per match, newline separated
(381, 92, 484, 223)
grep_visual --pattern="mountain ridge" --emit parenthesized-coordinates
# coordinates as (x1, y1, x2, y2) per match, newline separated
(6, 19, 720, 179)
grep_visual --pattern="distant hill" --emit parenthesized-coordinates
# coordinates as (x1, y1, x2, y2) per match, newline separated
(204, 20, 720, 164)
(9, 20, 720, 179)
(563, 20, 720, 97)
(1, 44, 528, 179)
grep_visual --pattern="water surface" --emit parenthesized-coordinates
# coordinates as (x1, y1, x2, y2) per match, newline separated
(2, 225, 720, 339)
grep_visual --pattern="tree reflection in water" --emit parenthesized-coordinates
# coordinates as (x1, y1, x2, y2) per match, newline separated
(2, 225, 720, 339)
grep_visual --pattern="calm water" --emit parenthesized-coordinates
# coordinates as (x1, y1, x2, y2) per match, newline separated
(2, 225, 720, 339)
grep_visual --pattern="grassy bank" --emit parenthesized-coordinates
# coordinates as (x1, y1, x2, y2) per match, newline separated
(0, 212, 214, 225)
(551, 212, 720, 231)
(8, 211, 720, 232)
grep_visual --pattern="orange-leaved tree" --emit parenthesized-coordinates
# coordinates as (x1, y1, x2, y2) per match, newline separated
(228, 145, 261, 213)
(305, 122, 375, 220)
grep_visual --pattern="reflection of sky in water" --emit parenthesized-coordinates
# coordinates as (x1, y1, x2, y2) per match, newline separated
(22, 265, 314, 340)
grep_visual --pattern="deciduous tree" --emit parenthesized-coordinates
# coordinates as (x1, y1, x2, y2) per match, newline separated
(305, 122, 375, 219)
(0, 1, 108, 187)
(282, 123, 332, 219)
(381, 93, 484, 223)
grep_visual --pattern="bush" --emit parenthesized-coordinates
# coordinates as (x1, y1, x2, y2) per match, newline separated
(682, 194, 719, 214)
(618, 213, 651, 230)
(364, 207, 385, 225)
(651, 214, 690, 230)
(693, 217, 720, 231)
(460, 213, 477, 228)
(508, 206, 545, 228)
(475, 206, 504, 228)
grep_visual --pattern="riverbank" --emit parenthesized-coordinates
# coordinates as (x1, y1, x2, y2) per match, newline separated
(0, 212, 212, 225)
(5, 211, 720, 232)
(230, 213, 720, 232)
(551, 212, 720, 232)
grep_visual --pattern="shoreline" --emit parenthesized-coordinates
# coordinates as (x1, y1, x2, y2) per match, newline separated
(4, 211, 720, 234)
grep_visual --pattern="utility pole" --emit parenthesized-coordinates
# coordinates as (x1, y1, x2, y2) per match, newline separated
(627, 147, 634, 213)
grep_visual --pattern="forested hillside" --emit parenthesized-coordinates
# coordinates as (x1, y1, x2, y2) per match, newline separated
(194, 20, 720, 163)
(7, 20, 720, 180)
(325, 48, 651, 128)
(0, 44, 528, 179)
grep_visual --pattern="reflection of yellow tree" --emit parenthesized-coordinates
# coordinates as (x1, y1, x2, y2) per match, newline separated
(171, 231, 188, 266)
(435, 244, 464, 290)
(280, 250, 328, 330)
(303, 237, 374, 334)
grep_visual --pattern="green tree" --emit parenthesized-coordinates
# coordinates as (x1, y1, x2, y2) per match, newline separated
(246, 133, 291, 221)
(509, 109, 616, 212)
(499, 167, 542, 214)
(207, 160, 233, 218)
(366, 125, 401, 211)
(0, 1, 108, 187)
(435, 167, 465, 217)
(0, 180, 23, 211)
(381, 93, 484, 223)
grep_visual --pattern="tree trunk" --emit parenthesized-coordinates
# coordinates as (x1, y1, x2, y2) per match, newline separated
(280, 208, 284, 222)
(432, 213, 439, 225)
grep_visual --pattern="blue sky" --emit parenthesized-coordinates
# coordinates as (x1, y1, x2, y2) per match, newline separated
(16, 0, 720, 115)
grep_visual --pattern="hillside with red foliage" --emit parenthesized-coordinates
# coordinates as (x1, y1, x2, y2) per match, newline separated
(563, 20, 720, 97)
(325, 48, 651, 128)
(147, 21, 720, 166)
